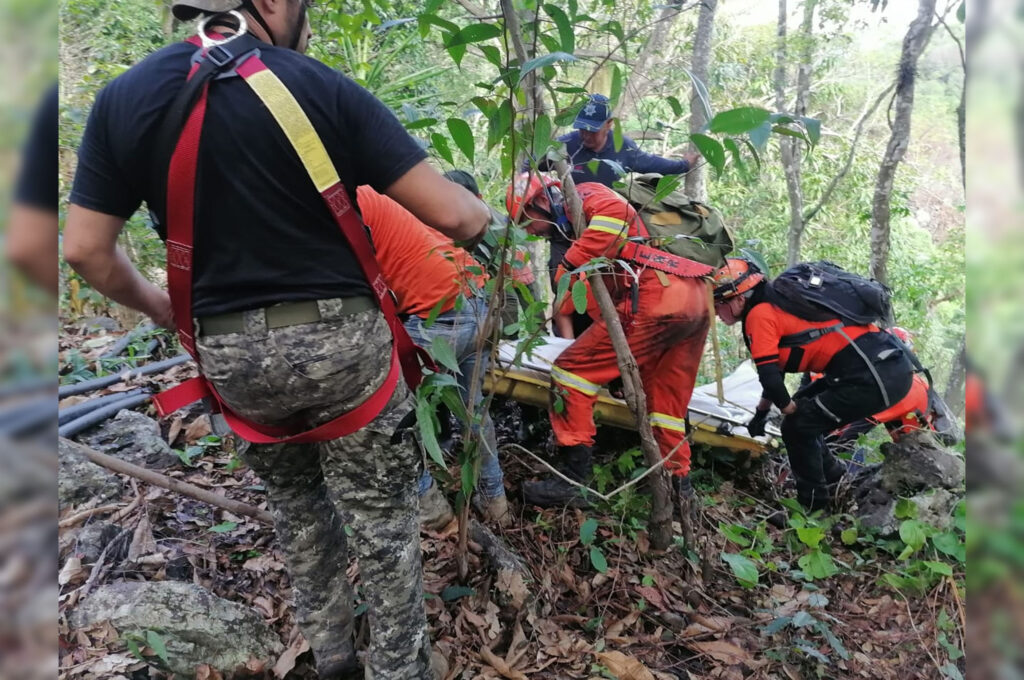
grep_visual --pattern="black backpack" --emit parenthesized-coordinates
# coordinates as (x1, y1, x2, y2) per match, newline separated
(768, 261, 893, 326)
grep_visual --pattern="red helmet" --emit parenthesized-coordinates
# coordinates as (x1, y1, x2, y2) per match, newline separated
(712, 257, 765, 303)
(889, 326, 913, 349)
(506, 172, 561, 220)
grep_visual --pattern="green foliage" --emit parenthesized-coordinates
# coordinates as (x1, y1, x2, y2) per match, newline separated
(124, 629, 171, 671)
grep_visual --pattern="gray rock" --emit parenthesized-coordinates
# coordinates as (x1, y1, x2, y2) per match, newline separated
(69, 581, 283, 675)
(58, 438, 122, 510)
(74, 521, 123, 564)
(880, 431, 965, 493)
(79, 410, 179, 469)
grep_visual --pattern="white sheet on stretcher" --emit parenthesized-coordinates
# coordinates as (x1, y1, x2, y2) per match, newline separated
(495, 336, 781, 439)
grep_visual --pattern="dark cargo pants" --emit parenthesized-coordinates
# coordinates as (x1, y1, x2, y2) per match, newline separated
(195, 301, 432, 679)
(783, 333, 914, 511)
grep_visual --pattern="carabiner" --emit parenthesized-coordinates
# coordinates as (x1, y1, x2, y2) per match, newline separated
(197, 9, 248, 51)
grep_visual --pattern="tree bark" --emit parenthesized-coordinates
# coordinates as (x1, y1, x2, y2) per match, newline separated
(869, 0, 936, 284)
(776, 0, 815, 266)
(684, 0, 718, 202)
(943, 335, 967, 416)
(617, 2, 686, 121)
(502, 0, 675, 551)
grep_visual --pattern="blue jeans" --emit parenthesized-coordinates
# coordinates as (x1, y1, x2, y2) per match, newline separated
(404, 297, 504, 500)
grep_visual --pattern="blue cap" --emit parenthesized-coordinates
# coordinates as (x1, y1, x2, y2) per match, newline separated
(572, 93, 611, 132)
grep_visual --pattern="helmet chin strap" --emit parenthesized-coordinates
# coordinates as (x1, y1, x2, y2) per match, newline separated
(240, 0, 278, 45)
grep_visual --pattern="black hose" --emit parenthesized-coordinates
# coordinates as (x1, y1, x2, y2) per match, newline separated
(0, 377, 56, 399)
(58, 388, 151, 425)
(0, 397, 56, 437)
(58, 393, 156, 438)
(100, 322, 156, 359)
(58, 354, 191, 399)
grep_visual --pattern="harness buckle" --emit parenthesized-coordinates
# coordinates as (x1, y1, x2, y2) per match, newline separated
(206, 44, 234, 67)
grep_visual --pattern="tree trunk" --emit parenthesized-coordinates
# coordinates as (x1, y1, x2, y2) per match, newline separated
(617, 2, 685, 121)
(684, 0, 718, 202)
(943, 336, 967, 416)
(502, 0, 676, 551)
(869, 0, 936, 284)
(778, 0, 816, 265)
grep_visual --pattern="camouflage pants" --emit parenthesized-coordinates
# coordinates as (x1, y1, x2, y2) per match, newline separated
(195, 301, 432, 679)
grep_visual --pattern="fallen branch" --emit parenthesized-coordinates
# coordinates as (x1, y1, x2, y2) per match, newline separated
(60, 437, 273, 525)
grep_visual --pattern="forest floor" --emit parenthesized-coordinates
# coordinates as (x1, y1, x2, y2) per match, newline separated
(56, 321, 966, 680)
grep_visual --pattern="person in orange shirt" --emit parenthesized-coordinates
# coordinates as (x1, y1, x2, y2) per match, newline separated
(712, 257, 914, 511)
(507, 173, 710, 508)
(357, 186, 508, 527)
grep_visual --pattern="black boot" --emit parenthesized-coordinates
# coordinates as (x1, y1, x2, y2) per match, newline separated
(823, 452, 846, 485)
(522, 445, 593, 508)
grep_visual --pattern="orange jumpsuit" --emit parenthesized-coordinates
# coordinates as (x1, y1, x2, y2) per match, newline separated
(549, 183, 709, 476)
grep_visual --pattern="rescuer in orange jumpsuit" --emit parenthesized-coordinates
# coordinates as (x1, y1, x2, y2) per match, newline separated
(507, 173, 710, 507)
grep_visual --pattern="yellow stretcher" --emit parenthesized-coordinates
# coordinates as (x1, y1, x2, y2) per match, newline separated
(484, 337, 780, 456)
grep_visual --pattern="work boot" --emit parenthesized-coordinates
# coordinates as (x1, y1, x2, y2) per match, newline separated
(522, 445, 593, 508)
(419, 481, 455, 531)
(431, 649, 449, 680)
(314, 642, 359, 679)
(796, 484, 832, 514)
(823, 453, 846, 485)
(478, 494, 512, 528)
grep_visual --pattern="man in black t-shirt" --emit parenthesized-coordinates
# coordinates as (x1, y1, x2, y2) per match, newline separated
(8, 84, 58, 296)
(63, 1, 488, 677)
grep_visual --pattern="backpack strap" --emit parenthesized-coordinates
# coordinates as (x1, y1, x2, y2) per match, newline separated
(618, 241, 714, 278)
(152, 32, 430, 444)
(778, 321, 846, 349)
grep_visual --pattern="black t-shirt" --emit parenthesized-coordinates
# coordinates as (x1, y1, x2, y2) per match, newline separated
(15, 84, 58, 211)
(70, 40, 426, 316)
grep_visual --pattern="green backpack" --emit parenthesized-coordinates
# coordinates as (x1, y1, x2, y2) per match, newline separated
(613, 173, 734, 268)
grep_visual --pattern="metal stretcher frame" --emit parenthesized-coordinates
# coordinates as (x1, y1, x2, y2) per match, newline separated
(483, 337, 781, 456)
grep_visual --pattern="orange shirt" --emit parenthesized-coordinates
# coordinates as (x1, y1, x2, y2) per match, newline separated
(356, 186, 487, 318)
(744, 302, 878, 374)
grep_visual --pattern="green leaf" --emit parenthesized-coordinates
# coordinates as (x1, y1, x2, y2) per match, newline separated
(555, 270, 572, 302)
(763, 616, 791, 635)
(446, 118, 474, 164)
(610, 64, 623, 106)
(429, 336, 462, 374)
(404, 117, 437, 130)
(441, 585, 475, 601)
(146, 630, 169, 666)
(791, 610, 816, 627)
(518, 52, 577, 80)
(931, 532, 965, 562)
(941, 662, 964, 680)
(798, 549, 839, 580)
(796, 526, 825, 550)
(748, 121, 772, 150)
(899, 519, 928, 552)
(430, 132, 455, 166)
(840, 528, 858, 545)
(665, 96, 684, 118)
(487, 99, 513, 151)
(571, 279, 588, 314)
(415, 396, 445, 468)
(208, 521, 237, 533)
(771, 125, 809, 143)
(612, 118, 624, 153)
(446, 42, 467, 68)
(721, 552, 759, 588)
(923, 560, 954, 576)
(580, 517, 598, 545)
(895, 497, 918, 519)
(956, 1, 965, 23)
(461, 459, 475, 498)
(717, 523, 752, 547)
(543, 4, 574, 54)
(722, 138, 749, 180)
(590, 546, 608, 573)
(708, 107, 772, 135)
(125, 637, 143, 662)
(689, 133, 725, 175)
(532, 113, 553, 159)
(444, 22, 502, 48)
(652, 173, 683, 204)
(800, 116, 821, 146)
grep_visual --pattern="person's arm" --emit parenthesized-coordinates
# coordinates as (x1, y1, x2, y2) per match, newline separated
(746, 307, 795, 412)
(625, 143, 699, 176)
(7, 205, 58, 295)
(553, 309, 575, 339)
(63, 204, 174, 328)
(384, 161, 489, 244)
